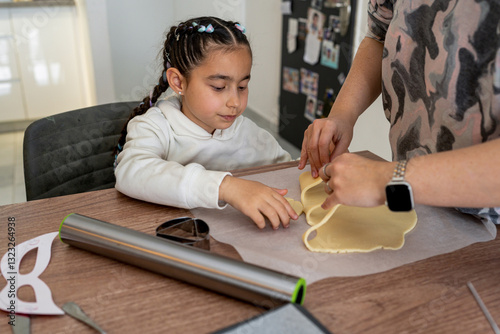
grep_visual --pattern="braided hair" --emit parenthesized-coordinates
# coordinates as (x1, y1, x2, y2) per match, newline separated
(114, 16, 251, 155)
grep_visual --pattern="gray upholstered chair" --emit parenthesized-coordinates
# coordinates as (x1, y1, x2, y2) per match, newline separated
(23, 101, 138, 201)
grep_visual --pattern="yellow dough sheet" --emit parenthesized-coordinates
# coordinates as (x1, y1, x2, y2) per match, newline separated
(299, 171, 417, 253)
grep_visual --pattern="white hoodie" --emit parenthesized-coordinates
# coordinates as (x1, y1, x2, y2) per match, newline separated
(115, 94, 291, 209)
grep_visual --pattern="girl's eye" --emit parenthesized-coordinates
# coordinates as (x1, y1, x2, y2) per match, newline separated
(238, 86, 248, 91)
(212, 86, 224, 91)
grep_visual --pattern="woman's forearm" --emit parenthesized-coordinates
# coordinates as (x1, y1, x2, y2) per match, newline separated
(328, 37, 384, 125)
(407, 138, 500, 208)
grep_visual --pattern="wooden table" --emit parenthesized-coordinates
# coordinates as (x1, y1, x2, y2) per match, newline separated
(1, 155, 499, 333)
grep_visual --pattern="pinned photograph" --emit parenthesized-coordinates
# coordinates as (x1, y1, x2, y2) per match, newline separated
(329, 15, 341, 33)
(320, 40, 340, 69)
(281, 1, 293, 14)
(287, 18, 299, 53)
(337, 72, 346, 84)
(303, 8, 325, 65)
(311, 0, 323, 10)
(298, 18, 308, 41)
(304, 96, 317, 122)
(283, 67, 300, 94)
(324, 0, 346, 8)
(300, 68, 319, 97)
(323, 25, 334, 42)
(316, 100, 325, 118)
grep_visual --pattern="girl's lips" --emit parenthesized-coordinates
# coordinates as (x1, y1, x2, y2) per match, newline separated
(219, 115, 237, 121)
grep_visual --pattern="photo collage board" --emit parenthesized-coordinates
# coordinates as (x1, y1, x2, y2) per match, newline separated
(279, 0, 356, 149)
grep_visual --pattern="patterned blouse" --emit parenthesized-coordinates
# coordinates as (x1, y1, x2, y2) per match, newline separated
(366, 0, 500, 224)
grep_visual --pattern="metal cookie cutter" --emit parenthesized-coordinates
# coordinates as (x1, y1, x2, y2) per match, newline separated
(156, 217, 210, 250)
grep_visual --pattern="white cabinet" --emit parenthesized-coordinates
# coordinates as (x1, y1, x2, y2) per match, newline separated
(0, 9, 26, 122)
(0, 2, 91, 122)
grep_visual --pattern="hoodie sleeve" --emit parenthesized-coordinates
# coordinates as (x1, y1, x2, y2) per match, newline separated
(115, 112, 230, 209)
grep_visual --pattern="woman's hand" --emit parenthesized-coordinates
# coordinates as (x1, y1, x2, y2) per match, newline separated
(319, 153, 395, 209)
(298, 117, 354, 178)
(219, 176, 299, 229)
(298, 38, 385, 178)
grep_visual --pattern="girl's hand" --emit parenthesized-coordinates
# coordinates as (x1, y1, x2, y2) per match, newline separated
(219, 176, 299, 229)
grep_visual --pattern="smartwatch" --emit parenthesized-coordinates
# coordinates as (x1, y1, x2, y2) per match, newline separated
(385, 160, 414, 212)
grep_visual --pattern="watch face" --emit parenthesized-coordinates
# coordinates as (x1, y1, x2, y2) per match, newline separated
(385, 183, 413, 212)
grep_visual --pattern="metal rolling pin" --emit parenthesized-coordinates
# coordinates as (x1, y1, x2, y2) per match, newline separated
(59, 213, 306, 308)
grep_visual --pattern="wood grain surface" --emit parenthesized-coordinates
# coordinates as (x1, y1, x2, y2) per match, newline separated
(0, 152, 498, 333)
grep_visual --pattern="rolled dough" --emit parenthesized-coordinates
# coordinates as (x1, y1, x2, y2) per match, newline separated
(299, 171, 418, 253)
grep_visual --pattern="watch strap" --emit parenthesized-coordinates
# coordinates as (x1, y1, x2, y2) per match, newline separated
(392, 160, 408, 182)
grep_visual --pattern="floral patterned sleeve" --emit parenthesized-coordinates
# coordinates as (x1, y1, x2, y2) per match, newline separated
(365, 0, 396, 42)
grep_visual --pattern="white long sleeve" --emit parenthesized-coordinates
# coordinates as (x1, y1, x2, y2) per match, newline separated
(115, 95, 291, 209)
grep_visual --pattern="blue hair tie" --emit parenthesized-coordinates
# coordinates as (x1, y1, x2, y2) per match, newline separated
(235, 23, 246, 34)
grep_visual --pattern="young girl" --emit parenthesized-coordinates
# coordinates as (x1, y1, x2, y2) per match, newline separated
(114, 17, 298, 229)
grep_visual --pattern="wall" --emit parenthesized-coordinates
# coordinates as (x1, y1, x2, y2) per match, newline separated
(105, 0, 175, 103)
(174, 0, 245, 22)
(79, 0, 113, 104)
(245, 1, 282, 127)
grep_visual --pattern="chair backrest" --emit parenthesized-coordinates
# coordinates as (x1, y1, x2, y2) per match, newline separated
(23, 101, 138, 201)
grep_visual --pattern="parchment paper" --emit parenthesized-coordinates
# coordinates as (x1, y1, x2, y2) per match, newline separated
(192, 167, 497, 283)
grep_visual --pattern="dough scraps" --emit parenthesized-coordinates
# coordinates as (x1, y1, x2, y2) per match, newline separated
(286, 197, 304, 216)
(299, 171, 418, 253)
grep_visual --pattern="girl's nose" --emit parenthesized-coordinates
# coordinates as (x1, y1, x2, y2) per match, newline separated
(227, 90, 241, 108)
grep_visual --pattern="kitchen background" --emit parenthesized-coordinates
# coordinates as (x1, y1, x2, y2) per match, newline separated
(0, 0, 390, 205)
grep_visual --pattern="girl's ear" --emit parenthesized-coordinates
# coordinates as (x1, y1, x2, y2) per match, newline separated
(166, 68, 185, 95)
